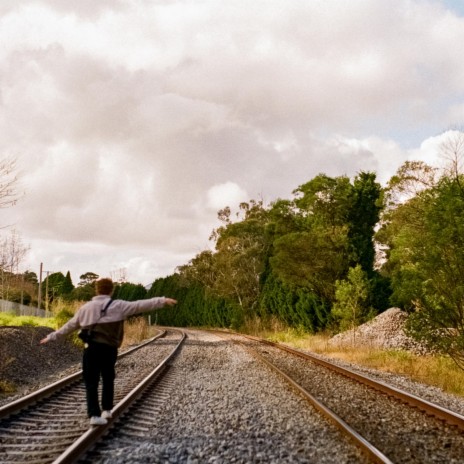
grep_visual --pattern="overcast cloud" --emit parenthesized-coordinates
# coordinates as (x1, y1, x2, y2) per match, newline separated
(1, 0, 464, 286)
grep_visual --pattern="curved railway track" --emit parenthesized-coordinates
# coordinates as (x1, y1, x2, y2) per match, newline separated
(0, 329, 186, 464)
(218, 331, 464, 464)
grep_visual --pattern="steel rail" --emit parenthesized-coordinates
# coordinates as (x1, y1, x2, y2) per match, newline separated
(239, 341, 394, 464)
(51, 329, 186, 464)
(238, 333, 464, 431)
(0, 330, 166, 420)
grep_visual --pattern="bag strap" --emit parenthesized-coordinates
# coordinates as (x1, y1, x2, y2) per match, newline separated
(101, 298, 114, 316)
(86, 299, 114, 332)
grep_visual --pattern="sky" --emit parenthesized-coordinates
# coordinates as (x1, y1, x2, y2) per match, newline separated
(1, 0, 464, 287)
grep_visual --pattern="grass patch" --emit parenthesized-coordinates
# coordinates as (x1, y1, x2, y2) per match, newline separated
(0, 312, 57, 329)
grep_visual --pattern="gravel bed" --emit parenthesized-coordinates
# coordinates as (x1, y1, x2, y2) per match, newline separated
(292, 348, 464, 417)
(4, 326, 464, 463)
(0, 326, 81, 406)
(250, 341, 464, 464)
(88, 330, 368, 464)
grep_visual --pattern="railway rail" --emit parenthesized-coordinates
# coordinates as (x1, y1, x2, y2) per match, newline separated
(2, 328, 464, 463)
(217, 331, 464, 463)
(0, 329, 186, 464)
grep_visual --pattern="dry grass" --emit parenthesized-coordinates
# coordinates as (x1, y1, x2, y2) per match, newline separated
(51, 299, 83, 315)
(121, 317, 159, 348)
(260, 329, 464, 398)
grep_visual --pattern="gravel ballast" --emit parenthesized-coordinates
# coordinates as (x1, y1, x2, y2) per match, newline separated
(88, 331, 368, 463)
(2, 323, 464, 463)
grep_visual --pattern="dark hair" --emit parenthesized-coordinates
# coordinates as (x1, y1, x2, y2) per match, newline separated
(96, 278, 114, 295)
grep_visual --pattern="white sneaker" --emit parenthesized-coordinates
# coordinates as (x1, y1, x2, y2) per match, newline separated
(101, 410, 112, 419)
(90, 416, 108, 426)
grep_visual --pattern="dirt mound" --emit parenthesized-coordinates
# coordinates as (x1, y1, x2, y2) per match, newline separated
(328, 308, 430, 354)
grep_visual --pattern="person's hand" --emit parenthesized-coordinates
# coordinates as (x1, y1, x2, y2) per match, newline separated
(39, 337, 49, 345)
(164, 298, 177, 306)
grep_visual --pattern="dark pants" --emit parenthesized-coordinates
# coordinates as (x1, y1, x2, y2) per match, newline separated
(82, 342, 118, 418)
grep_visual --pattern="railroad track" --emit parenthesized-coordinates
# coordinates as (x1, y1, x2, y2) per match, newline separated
(0, 329, 186, 464)
(217, 331, 464, 464)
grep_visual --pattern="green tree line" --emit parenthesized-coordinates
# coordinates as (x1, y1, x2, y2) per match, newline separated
(148, 132, 464, 368)
(148, 171, 386, 332)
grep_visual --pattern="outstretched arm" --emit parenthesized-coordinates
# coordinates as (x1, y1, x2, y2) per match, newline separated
(39, 312, 81, 344)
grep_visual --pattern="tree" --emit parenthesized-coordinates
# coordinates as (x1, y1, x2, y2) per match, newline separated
(23, 270, 38, 285)
(271, 226, 350, 303)
(42, 272, 66, 304)
(113, 282, 147, 301)
(400, 176, 464, 367)
(181, 200, 271, 317)
(378, 143, 464, 368)
(292, 174, 353, 228)
(332, 265, 373, 339)
(62, 271, 74, 296)
(71, 272, 99, 301)
(0, 230, 29, 301)
(78, 272, 99, 287)
(347, 172, 383, 274)
(270, 175, 354, 305)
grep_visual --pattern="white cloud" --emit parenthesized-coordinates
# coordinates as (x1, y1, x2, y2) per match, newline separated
(207, 182, 249, 211)
(1, 0, 464, 285)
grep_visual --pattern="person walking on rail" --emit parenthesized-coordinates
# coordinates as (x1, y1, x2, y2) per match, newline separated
(40, 277, 177, 426)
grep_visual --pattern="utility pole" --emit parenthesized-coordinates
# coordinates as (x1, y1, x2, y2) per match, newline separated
(37, 262, 43, 314)
(45, 271, 50, 312)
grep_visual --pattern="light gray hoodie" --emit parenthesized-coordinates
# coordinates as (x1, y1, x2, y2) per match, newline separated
(45, 295, 167, 347)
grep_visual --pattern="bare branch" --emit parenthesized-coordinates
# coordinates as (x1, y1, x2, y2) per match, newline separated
(0, 157, 22, 209)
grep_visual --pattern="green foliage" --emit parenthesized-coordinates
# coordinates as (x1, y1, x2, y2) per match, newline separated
(332, 265, 375, 332)
(271, 227, 350, 303)
(71, 283, 95, 301)
(15, 316, 38, 326)
(78, 272, 99, 286)
(171, 171, 385, 332)
(378, 154, 464, 367)
(62, 271, 74, 296)
(147, 274, 240, 329)
(42, 272, 66, 303)
(347, 172, 383, 274)
(54, 308, 74, 327)
(0, 312, 15, 325)
(0, 313, 56, 328)
(259, 272, 328, 332)
(113, 282, 147, 301)
(293, 174, 353, 227)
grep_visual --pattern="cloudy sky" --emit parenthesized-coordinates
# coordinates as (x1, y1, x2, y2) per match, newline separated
(1, 0, 464, 286)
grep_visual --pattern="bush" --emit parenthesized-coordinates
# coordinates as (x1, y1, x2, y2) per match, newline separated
(54, 309, 75, 327)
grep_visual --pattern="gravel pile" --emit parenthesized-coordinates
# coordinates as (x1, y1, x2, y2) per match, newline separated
(0, 326, 81, 403)
(328, 307, 430, 354)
